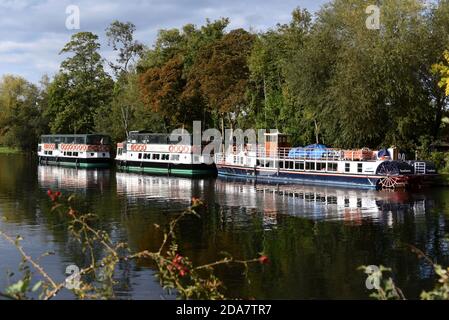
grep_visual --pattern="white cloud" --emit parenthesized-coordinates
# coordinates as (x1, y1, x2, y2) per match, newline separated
(0, 0, 326, 83)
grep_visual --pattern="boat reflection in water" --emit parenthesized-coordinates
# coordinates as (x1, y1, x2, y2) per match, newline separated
(115, 172, 208, 204)
(113, 171, 433, 228)
(37, 165, 111, 193)
(217, 177, 434, 228)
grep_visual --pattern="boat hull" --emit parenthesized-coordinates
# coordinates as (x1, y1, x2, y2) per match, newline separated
(116, 160, 217, 177)
(216, 164, 383, 189)
(39, 156, 111, 168)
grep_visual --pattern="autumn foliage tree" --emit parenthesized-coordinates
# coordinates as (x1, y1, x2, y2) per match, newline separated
(185, 29, 255, 132)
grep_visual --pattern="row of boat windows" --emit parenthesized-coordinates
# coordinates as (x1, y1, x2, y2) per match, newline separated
(137, 153, 180, 161)
(234, 156, 364, 173)
(42, 151, 106, 157)
(272, 191, 364, 207)
(41, 135, 110, 145)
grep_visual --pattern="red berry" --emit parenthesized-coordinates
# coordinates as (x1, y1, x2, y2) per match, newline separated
(47, 190, 52, 196)
(259, 255, 270, 265)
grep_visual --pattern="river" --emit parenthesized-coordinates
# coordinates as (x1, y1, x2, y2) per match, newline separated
(0, 154, 448, 299)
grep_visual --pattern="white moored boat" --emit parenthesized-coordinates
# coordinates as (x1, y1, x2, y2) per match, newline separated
(115, 131, 216, 177)
(38, 134, 112, 168)
(214, 132, 438, 190)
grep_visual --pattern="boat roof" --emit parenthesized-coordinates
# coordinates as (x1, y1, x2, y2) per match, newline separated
(40, 134, 109, 138)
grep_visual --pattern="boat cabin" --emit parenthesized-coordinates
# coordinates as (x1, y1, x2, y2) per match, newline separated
(38, 134, 111, 168)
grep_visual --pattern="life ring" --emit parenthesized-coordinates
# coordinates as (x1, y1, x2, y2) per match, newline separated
(169, 145, 175, 153)
(131, 144, 145, 152)
(182, 146, 189, 153)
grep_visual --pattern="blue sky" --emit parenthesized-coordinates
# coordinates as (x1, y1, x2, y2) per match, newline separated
(0, 0, 328, 83)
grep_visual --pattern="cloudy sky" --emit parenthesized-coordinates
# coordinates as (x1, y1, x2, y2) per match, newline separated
(0, 0, 328, 83)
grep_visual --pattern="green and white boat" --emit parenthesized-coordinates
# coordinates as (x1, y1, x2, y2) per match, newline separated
(38, 134, 112, 168)
(115, 131, 216, 177)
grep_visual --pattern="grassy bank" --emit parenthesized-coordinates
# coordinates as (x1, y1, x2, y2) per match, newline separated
(0, 146, 22, 154)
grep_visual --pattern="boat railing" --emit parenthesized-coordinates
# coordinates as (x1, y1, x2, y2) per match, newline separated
(221, 145, 377, 162)
(256, 147, 344, 161)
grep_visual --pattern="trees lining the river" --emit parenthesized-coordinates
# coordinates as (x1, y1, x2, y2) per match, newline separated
(0, 0, 449, 155)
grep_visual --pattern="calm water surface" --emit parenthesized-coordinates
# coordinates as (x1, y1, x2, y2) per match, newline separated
(1, 154, 449, 299)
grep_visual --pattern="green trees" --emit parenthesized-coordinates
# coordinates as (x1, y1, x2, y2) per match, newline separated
(1, 1, 449, 153)
(139, 19, 231, 131)
(95, 21, 164, 142)
(45, 32, 113, 134)
(280, 0, 449, 151)
(248, 8, 312, 145)
(0, 75, 48, 151)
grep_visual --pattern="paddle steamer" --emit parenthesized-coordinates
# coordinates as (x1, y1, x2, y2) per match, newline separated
(214, 132, 437, 190)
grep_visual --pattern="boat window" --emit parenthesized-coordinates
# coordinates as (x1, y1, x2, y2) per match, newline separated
(153, 154, 160, 160)
(357, 163, 363, 173)
(306, 162, 315, 171)
(90, 153, 94, 156)
(64, 137, 73, 144)
(74, 152, 78, 157)
(75, 136, 86, 144)
(345, 163, 350, 173)
(279, 161, 284, 169)
(171, 155, 180, 161)
(138, 153, 142, 159)
(86, 135, 109, 145)
(67, 152, 72, 156)
(317, 162, 326, 171)
(118, 149, 122, 156)
(162, 154, 169, 161)
(327, 196, 337, 205)
(48, 151, 53, 155)
(328, 163, 338, 172)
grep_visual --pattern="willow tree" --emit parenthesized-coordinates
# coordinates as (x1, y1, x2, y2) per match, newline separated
(285, 0, 448, 151)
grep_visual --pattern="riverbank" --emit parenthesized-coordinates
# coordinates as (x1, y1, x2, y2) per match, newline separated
(0, 146, 22, 154)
